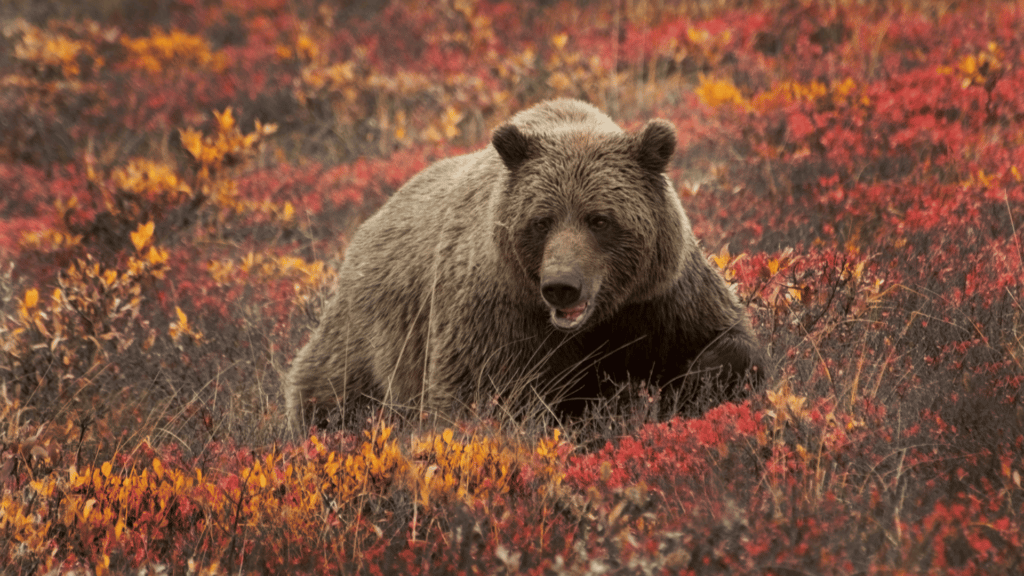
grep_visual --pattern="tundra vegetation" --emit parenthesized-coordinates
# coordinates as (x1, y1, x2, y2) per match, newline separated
(1, 0, 1022, 574)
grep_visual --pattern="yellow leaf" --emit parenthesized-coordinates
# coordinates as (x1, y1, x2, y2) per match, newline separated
(101, 461, 112, 478)
(958, 54, 977, 77)
(241, 252, 256, 274)
(687, 27, 711, 45)
(551, 33, 568, 50)
(175, 307, 188, 329)
(146, 246, 169, 266)
(24, 288, 39, 309)
(115, 519, 126, 538)
(82, 498, 97, 522)
(102, 269, 117, 287)
(282, 201, 295, 222)
(442, 428, 454, 445)
(296, 33, 318, 61)
(767, 258, 781, 276)
(546, 71, 573, 92)
(179, 128, 204, 160)
(711, 244, 731, 271)
(131, 221, 154, 252)
(213, 107, 235, 133)
(696, 74, 748, 109)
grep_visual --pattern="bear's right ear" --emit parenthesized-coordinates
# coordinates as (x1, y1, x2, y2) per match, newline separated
(492, 124, 533, 172)
(633, 119, 677, 174)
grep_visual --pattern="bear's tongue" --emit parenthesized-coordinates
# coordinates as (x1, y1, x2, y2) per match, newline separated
(558, 302, 588, 321)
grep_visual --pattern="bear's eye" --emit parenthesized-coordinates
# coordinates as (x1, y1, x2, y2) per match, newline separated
(587, 215, 610, 230)
(532, 218, 551, 233)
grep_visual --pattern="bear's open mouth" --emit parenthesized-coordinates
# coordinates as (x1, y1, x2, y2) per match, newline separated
(551, 301, 591, 330)
(558, 302, 588, 321)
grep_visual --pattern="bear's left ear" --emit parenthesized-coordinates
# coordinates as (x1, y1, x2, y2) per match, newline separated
(632, 119, 676, 173)
(492, 124, 533, 172)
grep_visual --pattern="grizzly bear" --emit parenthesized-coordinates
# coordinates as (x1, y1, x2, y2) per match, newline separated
(284, 99, 764, 432)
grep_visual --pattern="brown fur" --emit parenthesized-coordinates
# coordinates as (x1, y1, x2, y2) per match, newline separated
(284, 99, 765, 433)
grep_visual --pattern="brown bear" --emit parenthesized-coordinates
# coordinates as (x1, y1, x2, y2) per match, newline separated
(284, 98, 764, 433)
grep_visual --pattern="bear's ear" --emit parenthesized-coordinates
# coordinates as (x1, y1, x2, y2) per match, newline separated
(633, 119, 676, 173)
(492, 124, 533, 172)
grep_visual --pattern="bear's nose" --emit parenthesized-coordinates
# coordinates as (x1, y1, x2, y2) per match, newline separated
(542, 279, 582, 308)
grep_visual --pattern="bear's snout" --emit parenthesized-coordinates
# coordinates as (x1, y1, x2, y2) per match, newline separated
(540, 227, 602, 330)
(541, 268, 593, 329)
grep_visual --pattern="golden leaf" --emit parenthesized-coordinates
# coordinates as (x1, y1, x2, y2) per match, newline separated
(296, 33, 318, 61)
(686, 27, 711, 45)
(146, 246, 169, 266)
(131, 221, 154, 252)
(24, 288, 39, 309)
(213, 107, 235, 133)
(241, 252, 256, 274)
(179, 128, 204, 160)
(712, 244, 731, 271)
(958, 54, 977, 77)
(697, 74, 750, 109)
(443, 106, 464, 139)
(551, 33, 568, 51)
(766, 387, 809, 424)
(546, 71, 573, 92)
(82, 498, 97, 522)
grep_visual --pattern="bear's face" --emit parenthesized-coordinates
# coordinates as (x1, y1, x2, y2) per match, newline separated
(493, 120, 684, 331)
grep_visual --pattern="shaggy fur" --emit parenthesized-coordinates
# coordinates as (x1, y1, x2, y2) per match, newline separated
(284, 99, 765, 432)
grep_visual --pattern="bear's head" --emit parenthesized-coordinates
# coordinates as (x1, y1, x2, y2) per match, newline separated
(492, 118, 693, 331)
